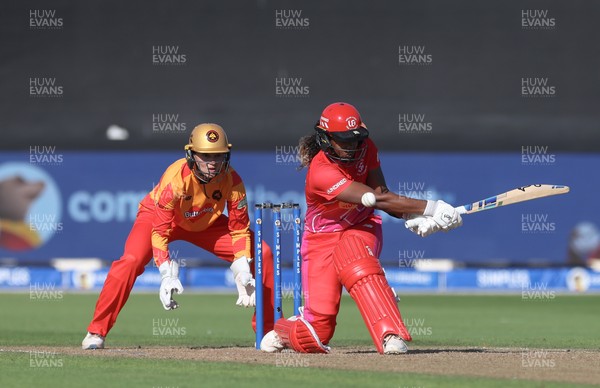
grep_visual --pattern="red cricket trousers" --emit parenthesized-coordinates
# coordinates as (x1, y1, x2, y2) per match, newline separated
(87, 205, 275, 337)
(300, 219, 383, 344)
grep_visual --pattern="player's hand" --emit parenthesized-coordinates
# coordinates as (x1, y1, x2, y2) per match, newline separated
(230, 257, 256, 308)
(424, 200, 463, 231)
(405, 215, 441, 237)
(159, 261, 184, 310)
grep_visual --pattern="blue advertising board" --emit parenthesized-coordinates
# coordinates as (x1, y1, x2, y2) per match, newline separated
(2, 267, 599, 294)
(0, 151, 596, 265)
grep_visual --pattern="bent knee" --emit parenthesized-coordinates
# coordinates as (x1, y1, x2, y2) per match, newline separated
(112, 254, 147, 276)
(307, 311, 337, 344)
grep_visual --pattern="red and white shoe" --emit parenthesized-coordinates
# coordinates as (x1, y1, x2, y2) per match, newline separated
(383, 334, 408, 354)
(82, 332, 105, 350)
(260, 330, 284, 353)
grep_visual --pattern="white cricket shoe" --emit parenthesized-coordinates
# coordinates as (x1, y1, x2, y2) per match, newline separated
(82, 332, 105, 350)
(260, 330, 284, 353)
(383, 334, 408, 354)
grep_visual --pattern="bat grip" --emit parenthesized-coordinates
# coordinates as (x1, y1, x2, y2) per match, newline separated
(455, 205, 468, 215)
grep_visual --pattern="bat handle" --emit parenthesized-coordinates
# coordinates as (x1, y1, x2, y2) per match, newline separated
(455, 205, 468, 215)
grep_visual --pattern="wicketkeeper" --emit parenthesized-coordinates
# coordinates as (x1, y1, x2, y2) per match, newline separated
(260, 102, 463, 354)
(82, 123, 276, 349)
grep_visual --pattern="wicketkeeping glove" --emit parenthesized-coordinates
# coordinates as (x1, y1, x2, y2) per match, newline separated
(230, 257, 256, 308)
(159, 260, 184, 310)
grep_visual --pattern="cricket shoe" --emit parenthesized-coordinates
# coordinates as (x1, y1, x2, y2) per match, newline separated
(82, 332, 105, 350)
(383, 334, 408, 354)
(260, 330, 284, 353)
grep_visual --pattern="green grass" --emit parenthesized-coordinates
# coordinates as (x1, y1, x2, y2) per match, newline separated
(397, 294, 600, 349)
(3, 293, 598, 349)
(1, 293, 598, 387)
(2, 352, 590, 388)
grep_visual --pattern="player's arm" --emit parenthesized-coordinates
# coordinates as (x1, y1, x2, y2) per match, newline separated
(335, 142, 428, 217)
(226, 173, 252, 261)
(336, 167, 463, 236)
(336, 181, 426, 217)
(336, 167, 426, 217)
(226, 171, 256, 308)
(151, 183, 176, 267)
(151, 181, 184, 310)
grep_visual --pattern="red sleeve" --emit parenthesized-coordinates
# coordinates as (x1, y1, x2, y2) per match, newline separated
(365, 138, 381, 171)
(308, 160, 352, 201)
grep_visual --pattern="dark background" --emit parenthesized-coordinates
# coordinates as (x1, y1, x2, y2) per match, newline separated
(1, 0, 598, 152)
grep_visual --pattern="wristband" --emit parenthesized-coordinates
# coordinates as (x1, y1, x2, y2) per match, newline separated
(423, 200, 437, 216)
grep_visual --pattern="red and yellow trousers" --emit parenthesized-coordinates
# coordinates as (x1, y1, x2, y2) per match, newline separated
(87, 206, 275, 336)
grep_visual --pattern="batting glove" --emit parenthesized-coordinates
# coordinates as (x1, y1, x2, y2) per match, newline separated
(424, 200, 463, 231)
(405, 215, 441, 237)
(159, 261, 184, 310)
(230, 257, 256, 308)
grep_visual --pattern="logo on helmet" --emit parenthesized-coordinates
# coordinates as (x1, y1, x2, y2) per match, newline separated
(206, 130, 219, 143)
(346, 117, 358, 129)
(319, 116, 329, 129)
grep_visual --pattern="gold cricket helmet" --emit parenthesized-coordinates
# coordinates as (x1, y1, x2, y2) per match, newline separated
(185, 123, 232, 153)
(184, 123, 232, 183)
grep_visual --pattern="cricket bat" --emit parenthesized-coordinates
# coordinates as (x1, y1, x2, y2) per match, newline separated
(455, 184, 570, 215)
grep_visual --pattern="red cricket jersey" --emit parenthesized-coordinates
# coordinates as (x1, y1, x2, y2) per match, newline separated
(304, 138, 380, 232)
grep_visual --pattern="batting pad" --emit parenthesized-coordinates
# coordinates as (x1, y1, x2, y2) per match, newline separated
(275, 317, 330, 353)
(333, 235, 412, 354)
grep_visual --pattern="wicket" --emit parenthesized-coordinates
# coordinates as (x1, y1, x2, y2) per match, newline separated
(254, 202, 302, 350)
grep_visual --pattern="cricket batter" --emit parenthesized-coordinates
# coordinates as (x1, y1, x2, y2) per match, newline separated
(261, 102, 462, 354)
(82, 123, 276, 349)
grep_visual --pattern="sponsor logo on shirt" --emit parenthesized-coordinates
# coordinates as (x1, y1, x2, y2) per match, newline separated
(326, 178, 347, 194)
(184, 206, 214, 218)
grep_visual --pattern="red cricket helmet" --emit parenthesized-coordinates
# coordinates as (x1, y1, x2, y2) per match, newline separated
(315, 102, 369, 142)
(314, 102, 369, 164)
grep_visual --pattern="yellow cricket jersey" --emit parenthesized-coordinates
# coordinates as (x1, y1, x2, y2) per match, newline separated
(139, 158, 251, 265)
